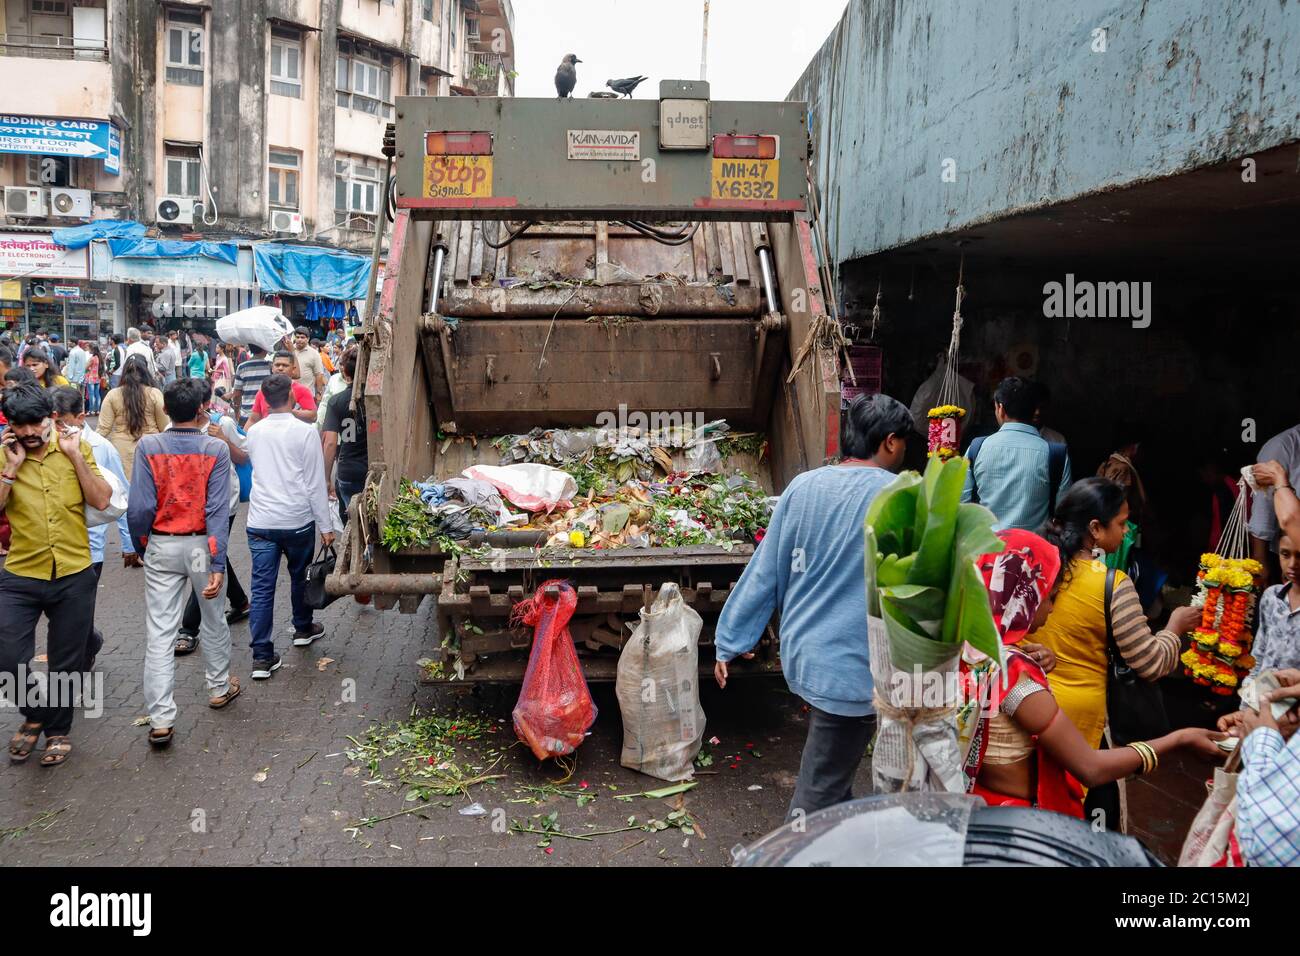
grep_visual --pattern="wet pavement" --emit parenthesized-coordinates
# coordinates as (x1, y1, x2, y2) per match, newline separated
(0, 514, 855, 866)
(0, 512, 1216, 866)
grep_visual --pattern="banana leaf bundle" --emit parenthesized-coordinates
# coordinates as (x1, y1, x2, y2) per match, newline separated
(864, 456, 1005, 672)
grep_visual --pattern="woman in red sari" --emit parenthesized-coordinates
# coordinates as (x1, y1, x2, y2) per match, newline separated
(961, 529, 1224, 818)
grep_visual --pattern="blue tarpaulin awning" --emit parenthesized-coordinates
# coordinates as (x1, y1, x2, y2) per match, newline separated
(253, 243, 371, 301)
(107, 237, 239, 266)
(51, 219, 146, 250)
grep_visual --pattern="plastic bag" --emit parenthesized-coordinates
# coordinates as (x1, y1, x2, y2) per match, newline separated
(462, 463, 576, 513)
(84, 464, 128, 528)
(615, 583, 706, 781)
(512, 580, 597, 760)
(1179, 768, 1239, 866)
(686, 439, 722, 473)
(216, 306, 295, 354)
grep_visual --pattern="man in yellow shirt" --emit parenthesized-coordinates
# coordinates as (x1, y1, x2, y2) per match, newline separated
(0, 384, 112, 768)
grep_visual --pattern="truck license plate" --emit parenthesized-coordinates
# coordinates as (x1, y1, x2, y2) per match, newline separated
(710, 159, 779, 201)
(423, 155, 494, 200)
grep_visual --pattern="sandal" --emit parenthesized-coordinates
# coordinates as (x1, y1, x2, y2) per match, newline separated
(209, 676, 241, 709)
(38, 736, 72, 768)
(175, 635, 199, 656)
(148, 727, 174, 748)
(8, 722, 42, 763)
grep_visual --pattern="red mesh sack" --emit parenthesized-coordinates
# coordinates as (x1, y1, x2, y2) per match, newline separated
(511, 580, 597, 760)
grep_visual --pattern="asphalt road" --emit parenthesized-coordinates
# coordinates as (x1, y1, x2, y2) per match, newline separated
(0, 513, 864, 866)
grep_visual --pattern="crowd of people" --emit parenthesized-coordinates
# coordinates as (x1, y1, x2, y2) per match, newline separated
(716, 380, 1300, 866)
(4, 329, 1297, 864)
(0, 322, 366, 763)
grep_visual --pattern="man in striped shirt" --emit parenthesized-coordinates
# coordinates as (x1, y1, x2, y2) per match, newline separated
(228, 344, 272, 426)
(1237, 669, 1300, 866)
(961, 376, 1072, 531)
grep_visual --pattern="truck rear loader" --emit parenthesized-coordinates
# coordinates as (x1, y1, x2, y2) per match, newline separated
(326, 83, 845, 683)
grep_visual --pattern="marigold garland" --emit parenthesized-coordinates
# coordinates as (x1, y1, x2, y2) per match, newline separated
(927, 406, 966, 460)
(1184, 555, 1262, 697)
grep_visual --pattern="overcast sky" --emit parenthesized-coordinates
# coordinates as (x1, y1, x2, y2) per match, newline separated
(511, 0, 848, 101)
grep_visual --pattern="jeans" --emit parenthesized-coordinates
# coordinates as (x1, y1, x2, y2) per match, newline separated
(142, 535, 232, 729)
(336, 476, 364, 527)
(84, 382, 101, 413)
(109, 373, 121, 390)
(786, 704, 877, 821)
(179, 512, 246, 637)
(0, 566, 97, 736)
(247, 522, 316, 661)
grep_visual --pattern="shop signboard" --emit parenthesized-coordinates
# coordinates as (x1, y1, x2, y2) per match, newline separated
(0, 232, 89, 279)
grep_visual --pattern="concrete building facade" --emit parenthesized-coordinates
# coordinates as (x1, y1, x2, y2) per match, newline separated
(0, 0, 515, 338)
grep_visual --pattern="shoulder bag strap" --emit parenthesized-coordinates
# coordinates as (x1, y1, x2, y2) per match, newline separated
(1047, 442, 1067, 506)
(966, 435, 986, 504)
(1104, 565, 1118, 661)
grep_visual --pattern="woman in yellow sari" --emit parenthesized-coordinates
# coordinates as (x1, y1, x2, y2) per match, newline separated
(1035, 477, 1202, 750)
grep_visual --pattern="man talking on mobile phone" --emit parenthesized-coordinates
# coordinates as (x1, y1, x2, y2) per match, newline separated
(0, 384, 112, 768)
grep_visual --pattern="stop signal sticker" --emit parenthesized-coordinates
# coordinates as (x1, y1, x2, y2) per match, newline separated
(423, 155, 494, 199)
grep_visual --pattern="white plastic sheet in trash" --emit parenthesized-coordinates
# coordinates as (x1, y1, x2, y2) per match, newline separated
(461, 463, 576, 513)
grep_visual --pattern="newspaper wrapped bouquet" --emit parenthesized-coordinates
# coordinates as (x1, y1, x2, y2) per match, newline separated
(864, 456, 1003, 792)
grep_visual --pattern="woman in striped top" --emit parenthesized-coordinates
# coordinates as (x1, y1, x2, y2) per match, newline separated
(1034, 478, 1204, 750)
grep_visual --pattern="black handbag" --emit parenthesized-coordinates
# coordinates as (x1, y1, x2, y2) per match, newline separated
(1104, 566, 1170, 745)
(304, 545, 338, 610)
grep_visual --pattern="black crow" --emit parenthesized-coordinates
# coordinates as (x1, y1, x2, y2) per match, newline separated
(606, 76, 649, 98)
(555, 54, 581, 98)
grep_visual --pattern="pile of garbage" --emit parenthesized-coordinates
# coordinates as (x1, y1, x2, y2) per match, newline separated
(494, 420, 742, 491)
(381, 422, 775, 552)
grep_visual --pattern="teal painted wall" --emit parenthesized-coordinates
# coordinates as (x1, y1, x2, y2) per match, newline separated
(790, 0, 1300, 263)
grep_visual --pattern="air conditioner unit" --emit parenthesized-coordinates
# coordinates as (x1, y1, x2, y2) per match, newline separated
(156, 196, 198, 226)
(49, 187, 92, 219)
(269, 209, 304, 234)
(5, 187, 48, 218)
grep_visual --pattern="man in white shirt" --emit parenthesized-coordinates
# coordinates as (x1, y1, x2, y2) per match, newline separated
(125, 327, 154, 366)
(244, 374, 335, 680)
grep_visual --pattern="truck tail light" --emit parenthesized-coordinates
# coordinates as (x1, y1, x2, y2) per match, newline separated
(425, 131, 494, 155)
(712, 134, 776, 159)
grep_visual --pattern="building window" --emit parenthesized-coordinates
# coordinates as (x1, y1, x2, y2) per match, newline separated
(465, 17, 479, 41)
(25, 155, 75, 187)
(165, 7, 204, 86)
(268, 149, 300, 211)
(334, 157, 381, 232)
(30, 0, 71, 12)
(422, 0, 434, 21)
(270, 27, 302, 98)
(165, 144, 202, 198)
(336, 44, 394, 119)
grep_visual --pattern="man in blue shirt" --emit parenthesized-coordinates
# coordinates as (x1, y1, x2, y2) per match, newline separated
(961, 376, 1071, 531)
(51, 387, 135, 671)
(714, 393, 915, 819)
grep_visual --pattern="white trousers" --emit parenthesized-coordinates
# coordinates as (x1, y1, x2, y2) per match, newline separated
(143, 535, 231, 729)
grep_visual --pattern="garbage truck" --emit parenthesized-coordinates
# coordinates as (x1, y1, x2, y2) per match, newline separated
(325, 82, 845, 682)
